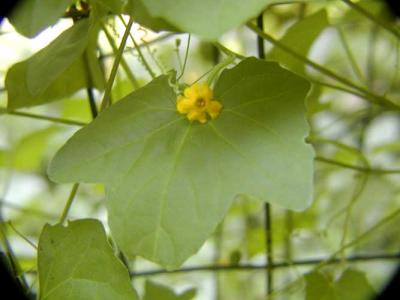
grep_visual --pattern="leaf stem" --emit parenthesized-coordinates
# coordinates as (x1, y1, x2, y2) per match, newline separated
(177, 34, 191, 81)
(58, 184, 79, 224)
(340, 0, 400, 40)
(317, 207, 400, 270)
(315, 156, 400, 174)
(119, 16, 156, 79)
(336, 26, 365, 83)
(247, 22, 399, 110)
(5, 111, 87, 126)
(100, 18, 138, 110)
(257, 13, 274, 298)
(213, 42, 246, 60)
(130, 252, 400, 277)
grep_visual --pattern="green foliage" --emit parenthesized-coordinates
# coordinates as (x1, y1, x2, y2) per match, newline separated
(0, 127, 58, 171)
(305, 269, 375, 300)
(6, 19, 104, 110)
(48, 58, 312, 268)
(38, 219, 138, 300)
(8, 0, 73, 37)
(127, 0, 294, 40)
(143, 281, 196, 300)
(267, 10, 329, 74)
(1, 0, 400, 299)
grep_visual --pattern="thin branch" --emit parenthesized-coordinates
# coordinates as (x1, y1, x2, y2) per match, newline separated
(83, 50, 99, 119)
(257, 13, 274, 297)
(341, 0, 400, 39)
(130, 252, 400, 277)
(7, 222, 37, 250)
(336, 26, 365, 83)
(213, 43, 246, 60)
(0, 199, 60, 219)
(119, 16, 156, 79)
(246, 22, 399, 111)
(177, 34, 191, 81)
(5, 111, 87, 126)
(100, 17, 135, 111)
(58, 184, 79, 225)
(102, 33, 176, 59)
(315, 156, 400, 174)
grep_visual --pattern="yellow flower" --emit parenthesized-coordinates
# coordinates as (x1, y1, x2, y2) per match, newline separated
(176, 83, 223, 124)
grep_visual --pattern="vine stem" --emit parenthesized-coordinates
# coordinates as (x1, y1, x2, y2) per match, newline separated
(256, 13, 274, 298)
(101, 22, 139, 89)
(340, 0, 400, 40)
(130, 252, 400, 277)
(246, 22, 399, 111)
(336, 26, 365, 83)
(100, 17, 136, 111)
(118, 16, 156, 79)
(177, 34, 191, 81)
(58, 184, 79, 225)
(315, 156, 400, 174)
(317, 207, 400, 271)
(5, 111, 87, 126)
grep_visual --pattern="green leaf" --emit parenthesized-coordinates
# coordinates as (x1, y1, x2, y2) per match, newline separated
(143, 281, 196, 300)
(127, 0, 299, 40)
(48, 57, 313, 268)
(305, 271, 335, 300)
(26, 19, 89, 96)
(93, 0, 128, 15)
(6, 19, 104, 110)
(0, 127, 58, 172)
(38, 219, 138, 300)
(8, 0, 72, 38)
(305, 269, 375, 300)
(335, 269, 375, 300)
(267, 10, 329, 74)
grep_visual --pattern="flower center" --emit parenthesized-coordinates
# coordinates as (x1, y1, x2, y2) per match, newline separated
(195, 97, 206, 108)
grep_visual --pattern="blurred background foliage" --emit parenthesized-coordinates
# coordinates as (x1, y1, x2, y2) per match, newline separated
(0, 0, 400, 299)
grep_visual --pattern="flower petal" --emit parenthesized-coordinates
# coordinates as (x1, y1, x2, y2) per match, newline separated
(207, 100, 223, 119)
(177, 97, 195, 114)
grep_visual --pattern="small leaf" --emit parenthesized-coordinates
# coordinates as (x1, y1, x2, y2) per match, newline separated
(143, 281, 196, 300)
(305, 269, 375, 300)
(38, 219, 138, 300)
(335, 269, 375, 300)
(48, 58, 313, 268)
(26, 19, 89, 96)
(305, 271, 335, 300)
(6, 19, 104, 109)
(127, 0, 299, 40)
(8, 0, 73, 37)
(267, 10, 329, 74)
(0, 127, 58, 172)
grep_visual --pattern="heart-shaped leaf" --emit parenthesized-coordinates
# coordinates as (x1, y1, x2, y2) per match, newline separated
(38, 219, 138, 300)
(8, 0, 73, 37)
(6, 19, 104, 109)
(48, 58, 313, 268)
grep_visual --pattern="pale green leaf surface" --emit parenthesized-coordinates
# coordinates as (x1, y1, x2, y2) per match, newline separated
(48, 58, 313, 268)
(305, 269, 375, 300)
(334, 269, 375, 300)
(6, 19, 104, 109)
(128, 0, 305, 40)
(26, 19, 90, 96)
(267, 10, 329, 74)
(305, 271, 335, 300)
(92, 0, 128, 14)
(143, 281, 196, 300)
(38, 219, 138, 300)
(8, 0, 72, 37)
(0, 127, 58, 171)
